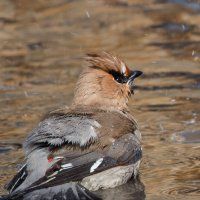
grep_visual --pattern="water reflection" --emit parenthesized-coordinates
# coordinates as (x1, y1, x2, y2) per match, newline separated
(157, 0, 200, 12)
(0, 0, 200, 199)
(95, 179, 145, 200)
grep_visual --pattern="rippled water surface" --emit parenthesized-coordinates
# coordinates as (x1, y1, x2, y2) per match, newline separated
(0, 0, 200, 199)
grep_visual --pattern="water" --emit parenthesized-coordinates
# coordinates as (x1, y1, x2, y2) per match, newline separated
(0, 0, 199, 199)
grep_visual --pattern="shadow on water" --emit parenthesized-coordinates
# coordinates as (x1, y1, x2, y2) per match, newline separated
(150, 23, 195, 33)
(95, 178, 145, 200)
(0, 143, 22, 154)
(156, 0, 200, 12)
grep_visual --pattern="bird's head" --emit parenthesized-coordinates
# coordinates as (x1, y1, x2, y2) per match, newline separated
(72, 52, 142, 111)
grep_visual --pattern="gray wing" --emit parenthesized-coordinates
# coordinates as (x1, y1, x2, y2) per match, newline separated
(6, 112, 101, 194)
(24, 133, 142, 190)
(24, 112, 101, 154)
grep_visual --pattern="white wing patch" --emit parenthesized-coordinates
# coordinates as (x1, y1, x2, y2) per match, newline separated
(90, 158, 104, 173)
(48, 163, 73, 178)
(54, 156, 64, 160)
(61, 163, 73, 169)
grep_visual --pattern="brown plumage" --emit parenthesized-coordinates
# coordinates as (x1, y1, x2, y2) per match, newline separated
(4, 52, 143, 200)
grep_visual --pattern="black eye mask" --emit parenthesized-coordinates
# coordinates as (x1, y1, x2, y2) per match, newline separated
(110, 70, 143, 84)
(109, 70, 128, 83)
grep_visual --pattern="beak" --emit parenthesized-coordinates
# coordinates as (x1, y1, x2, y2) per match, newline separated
(127, 70, 143, 84)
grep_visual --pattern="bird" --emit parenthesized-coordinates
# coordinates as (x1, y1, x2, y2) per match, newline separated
(1, 52, 143, 200)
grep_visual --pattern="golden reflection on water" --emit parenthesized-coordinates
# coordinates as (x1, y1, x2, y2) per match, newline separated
(0, 0, 200, 199)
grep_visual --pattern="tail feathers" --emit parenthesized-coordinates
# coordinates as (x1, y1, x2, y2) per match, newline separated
(4, 164, 27, 193)
(2, 183, 101, 200)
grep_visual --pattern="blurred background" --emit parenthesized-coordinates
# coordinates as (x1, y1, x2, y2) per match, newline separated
(0, 0, 199, 199)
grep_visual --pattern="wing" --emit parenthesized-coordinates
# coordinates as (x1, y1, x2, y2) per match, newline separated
(24, 111, 101, 154)
(5, 164, 28, 193)
(6, 110, 141, 197)
(6, 111, 101, 194)
(24, 133, 142, 191)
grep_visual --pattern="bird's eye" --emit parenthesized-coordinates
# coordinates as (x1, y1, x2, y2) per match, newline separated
(116, 77, 120, 81)
(109, 70, 127, 84)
